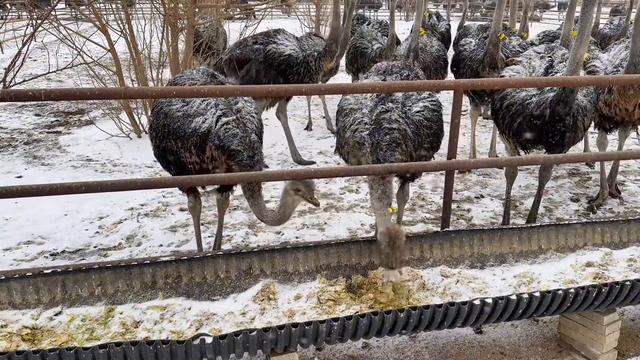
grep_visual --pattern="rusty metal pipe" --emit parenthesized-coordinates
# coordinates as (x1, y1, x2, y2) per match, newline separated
(0, 151, 639, 200)
(441, 90, 464, 230)
(1, 75, 640, 102)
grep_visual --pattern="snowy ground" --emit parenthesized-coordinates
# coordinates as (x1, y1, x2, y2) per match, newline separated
(0, 246, 638, 355)
(0, 6, 639, 358)
(1, 14, 640, 271)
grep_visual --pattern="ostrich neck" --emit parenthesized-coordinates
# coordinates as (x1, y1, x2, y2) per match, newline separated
(321, 0, 343, 64)
(559, 0, 579, 49)
(458, 0, 469, 32)
(241, 182, 300, 226)
(518, 0, 530, 36)
(616, 0, 635, 43)
(484, 0, 507, 67)
(553, 0, 595, 108)
(509, 0, 517, 28)
(367, 176, 394, 229)
(384, 0, 398, 59)
(404, 0, 425, 62)
(592, 0, 602, 34)
(624, 0, 640, 74)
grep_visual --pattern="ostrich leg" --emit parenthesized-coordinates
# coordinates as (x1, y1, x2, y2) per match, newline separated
(468, 103, 482, 160)
(501, 142, 520, 226)
(304, 95, 313, 131)
(583, 132, 595, 168)
(186, 187, 204, 252)
(213, 191, 231, 251)
(525, 163, 554, 224)
(489, 124, 499, 158)
(275, 100, 316, 165)
(396, 181, 410, 225)
(588, 129, 610, 211)
(319, 95, 336, 134)
(605, 126, 631, 198)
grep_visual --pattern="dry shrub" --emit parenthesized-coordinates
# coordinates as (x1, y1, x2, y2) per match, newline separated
(41, 0, 279, 138)
(294, 0, 331, 34)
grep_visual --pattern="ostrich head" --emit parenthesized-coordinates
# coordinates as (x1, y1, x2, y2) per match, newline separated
(284, 179, 321, 207)
(378, 224, 407, 269)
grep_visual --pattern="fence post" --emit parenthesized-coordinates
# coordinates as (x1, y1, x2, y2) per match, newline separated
(440, 89, 464, 230)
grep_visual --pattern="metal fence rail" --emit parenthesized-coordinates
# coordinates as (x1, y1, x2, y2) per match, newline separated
(2, 75, 640, 230)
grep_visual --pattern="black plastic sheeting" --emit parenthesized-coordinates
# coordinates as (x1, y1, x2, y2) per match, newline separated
(3, 278, 639, 360)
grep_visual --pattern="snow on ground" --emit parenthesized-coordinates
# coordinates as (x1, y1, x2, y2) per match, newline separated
(2, 15, 639, 271)
(0, 9, 639, 358)
(0, 246, 638, 354)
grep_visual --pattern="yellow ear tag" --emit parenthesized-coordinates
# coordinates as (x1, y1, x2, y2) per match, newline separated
(570, 30, 577, 37)
(420, 28, 427, 36)
(499, 33, 507, 41)
(584, 53, 590, 61)
(388, 206, 397, 214)
(424, 12, 429, 17)
(523, 32, 529, 40)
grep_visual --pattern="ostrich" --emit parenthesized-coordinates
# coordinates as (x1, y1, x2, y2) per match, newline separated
(212, 0, 354, 166)
(399, 11, 450, 80)
(450, 0, 529, 163)
(533, 0, 553, 21)
(593, 0, 635, 50)
(350, 12, 402, 43)
(425, 9, 453, 51)
(301, 0, 357, 133)
(149, 67, 321, 252)
(335, 0, 444, 271)
(356, 0, 384, 19)
(192, 17, 228, 68)
(346, 0, 403, 82)
(584, 0, 640, 212)
(557, 0, 568, 19)
(491, 0, 597, 225)
(610, 3, 625, 17)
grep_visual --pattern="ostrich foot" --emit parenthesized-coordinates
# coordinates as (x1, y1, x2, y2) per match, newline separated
(608, 180, 622, 198)
(585, 162, 595, 169)
(587, 191, 608, 213)
(303, 123, 313, 131)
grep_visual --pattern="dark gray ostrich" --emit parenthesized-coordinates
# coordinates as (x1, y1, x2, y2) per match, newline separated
(533, 0, 553, 21)
(398, 11, 450, 80)
(335, 0, 444, 271)
(356, 0, 384, 19)
(557, 0, 568, 19)
(300, 0, 356, 134)
(211, 0, 353, 166)
(584, 1, 640, 212)
(425, 9, 453, 51)
(491, 0, 597, 225)
(610, 3, 625, 17)
(527, 0, 598, 169)
(450, 0, 529, 162)
(529, 0, 578, 47)
(149, 67, 321, 252)
(350, 12, 402, 43)
(346, 0, 402, 82)
(593, 0, 635, 50)
(192, 17, 228, 68)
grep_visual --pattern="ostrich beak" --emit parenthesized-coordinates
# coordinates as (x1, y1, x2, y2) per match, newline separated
(304, 195, 321, 207)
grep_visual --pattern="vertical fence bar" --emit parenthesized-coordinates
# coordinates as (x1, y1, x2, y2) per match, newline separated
(440, 90, 464, 230)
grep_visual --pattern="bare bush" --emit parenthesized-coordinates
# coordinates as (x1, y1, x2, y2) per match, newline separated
(0, 0, 92, 89)
(294, 0, 331, 34)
